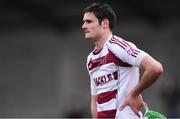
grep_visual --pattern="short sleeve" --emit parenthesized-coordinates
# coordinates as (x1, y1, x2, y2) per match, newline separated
(90, 76, 97, 95)
(86, 54, 97, 95)
(106, 36, 149, 67)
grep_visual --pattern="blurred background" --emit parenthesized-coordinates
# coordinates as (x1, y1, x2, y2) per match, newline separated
(0, 0, 180, 118)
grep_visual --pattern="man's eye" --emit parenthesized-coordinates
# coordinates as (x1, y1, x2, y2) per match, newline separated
(86, 20, 93, 23)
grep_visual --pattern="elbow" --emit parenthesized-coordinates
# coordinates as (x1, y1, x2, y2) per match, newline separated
(154, 63, 163, 76)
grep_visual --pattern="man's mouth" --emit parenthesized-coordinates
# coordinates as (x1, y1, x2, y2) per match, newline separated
(85, 30, 90, 33)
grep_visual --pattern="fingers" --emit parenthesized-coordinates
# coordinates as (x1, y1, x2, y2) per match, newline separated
(119, 96, 142, 118)
(120, 101, 141, 118)
(143, 101, 149, 112)
(131, 107, 140, 117)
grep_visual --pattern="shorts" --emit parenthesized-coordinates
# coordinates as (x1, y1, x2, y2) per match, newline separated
(115, 106, 144, 119)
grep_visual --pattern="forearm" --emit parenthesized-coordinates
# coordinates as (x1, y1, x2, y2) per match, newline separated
(131, 69, 160, 96)
(131, 56, 163, 96)
(91, 103, 97, 118)
(91, 95, 97, 118)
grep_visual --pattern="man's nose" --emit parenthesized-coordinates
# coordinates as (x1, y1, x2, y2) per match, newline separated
(82, 23, 86, 29)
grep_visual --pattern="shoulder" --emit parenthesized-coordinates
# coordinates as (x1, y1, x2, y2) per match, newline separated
(87, 51, 92, 60)
(105, 35, 149, 66)
(106, 35, 137, 49)
(86, 49, 95, 63)
(106, 35, 137, 55)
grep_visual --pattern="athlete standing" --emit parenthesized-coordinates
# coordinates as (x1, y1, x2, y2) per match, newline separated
(82, 3, 163, 119)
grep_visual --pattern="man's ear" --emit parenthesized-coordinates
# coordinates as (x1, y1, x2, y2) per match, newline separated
(101, 18, 109, 28)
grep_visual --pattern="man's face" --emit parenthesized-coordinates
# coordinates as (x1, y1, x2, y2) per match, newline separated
(82, 12, 103, 40)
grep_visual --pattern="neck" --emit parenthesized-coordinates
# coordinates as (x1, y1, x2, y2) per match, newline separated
(94, 31, 112, 50)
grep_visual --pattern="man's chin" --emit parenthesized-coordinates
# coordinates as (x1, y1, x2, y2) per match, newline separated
(84, 35, 96, 41)
(85, 36, 92, 40)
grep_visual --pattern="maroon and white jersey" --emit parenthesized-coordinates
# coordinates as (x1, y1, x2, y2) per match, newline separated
(86, 34, 149, 118)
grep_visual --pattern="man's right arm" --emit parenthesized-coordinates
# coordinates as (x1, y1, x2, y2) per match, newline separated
(91, 95, 97, 118)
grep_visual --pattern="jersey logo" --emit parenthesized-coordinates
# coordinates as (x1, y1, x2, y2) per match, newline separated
(88, 57, 107, 70)
(88, 50, 132, 71)
(93, 71, 118, 86)
(125, 45, 139, 57)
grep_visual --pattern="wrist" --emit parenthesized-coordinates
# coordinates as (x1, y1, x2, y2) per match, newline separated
(129, 87, 141, 97)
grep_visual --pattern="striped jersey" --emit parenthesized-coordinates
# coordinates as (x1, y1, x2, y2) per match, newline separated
(86, 34, 149, 118)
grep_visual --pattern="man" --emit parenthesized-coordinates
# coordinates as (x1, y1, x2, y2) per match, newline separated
(82, 2, 163, 119)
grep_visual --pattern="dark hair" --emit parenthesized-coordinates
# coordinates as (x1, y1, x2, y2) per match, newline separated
(83, 2, 116, 31)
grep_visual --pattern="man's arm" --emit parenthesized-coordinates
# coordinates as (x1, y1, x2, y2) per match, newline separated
(91, 95, 97, 118)
(132, 55, 163, 96)
(119, 55, 163, 116)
